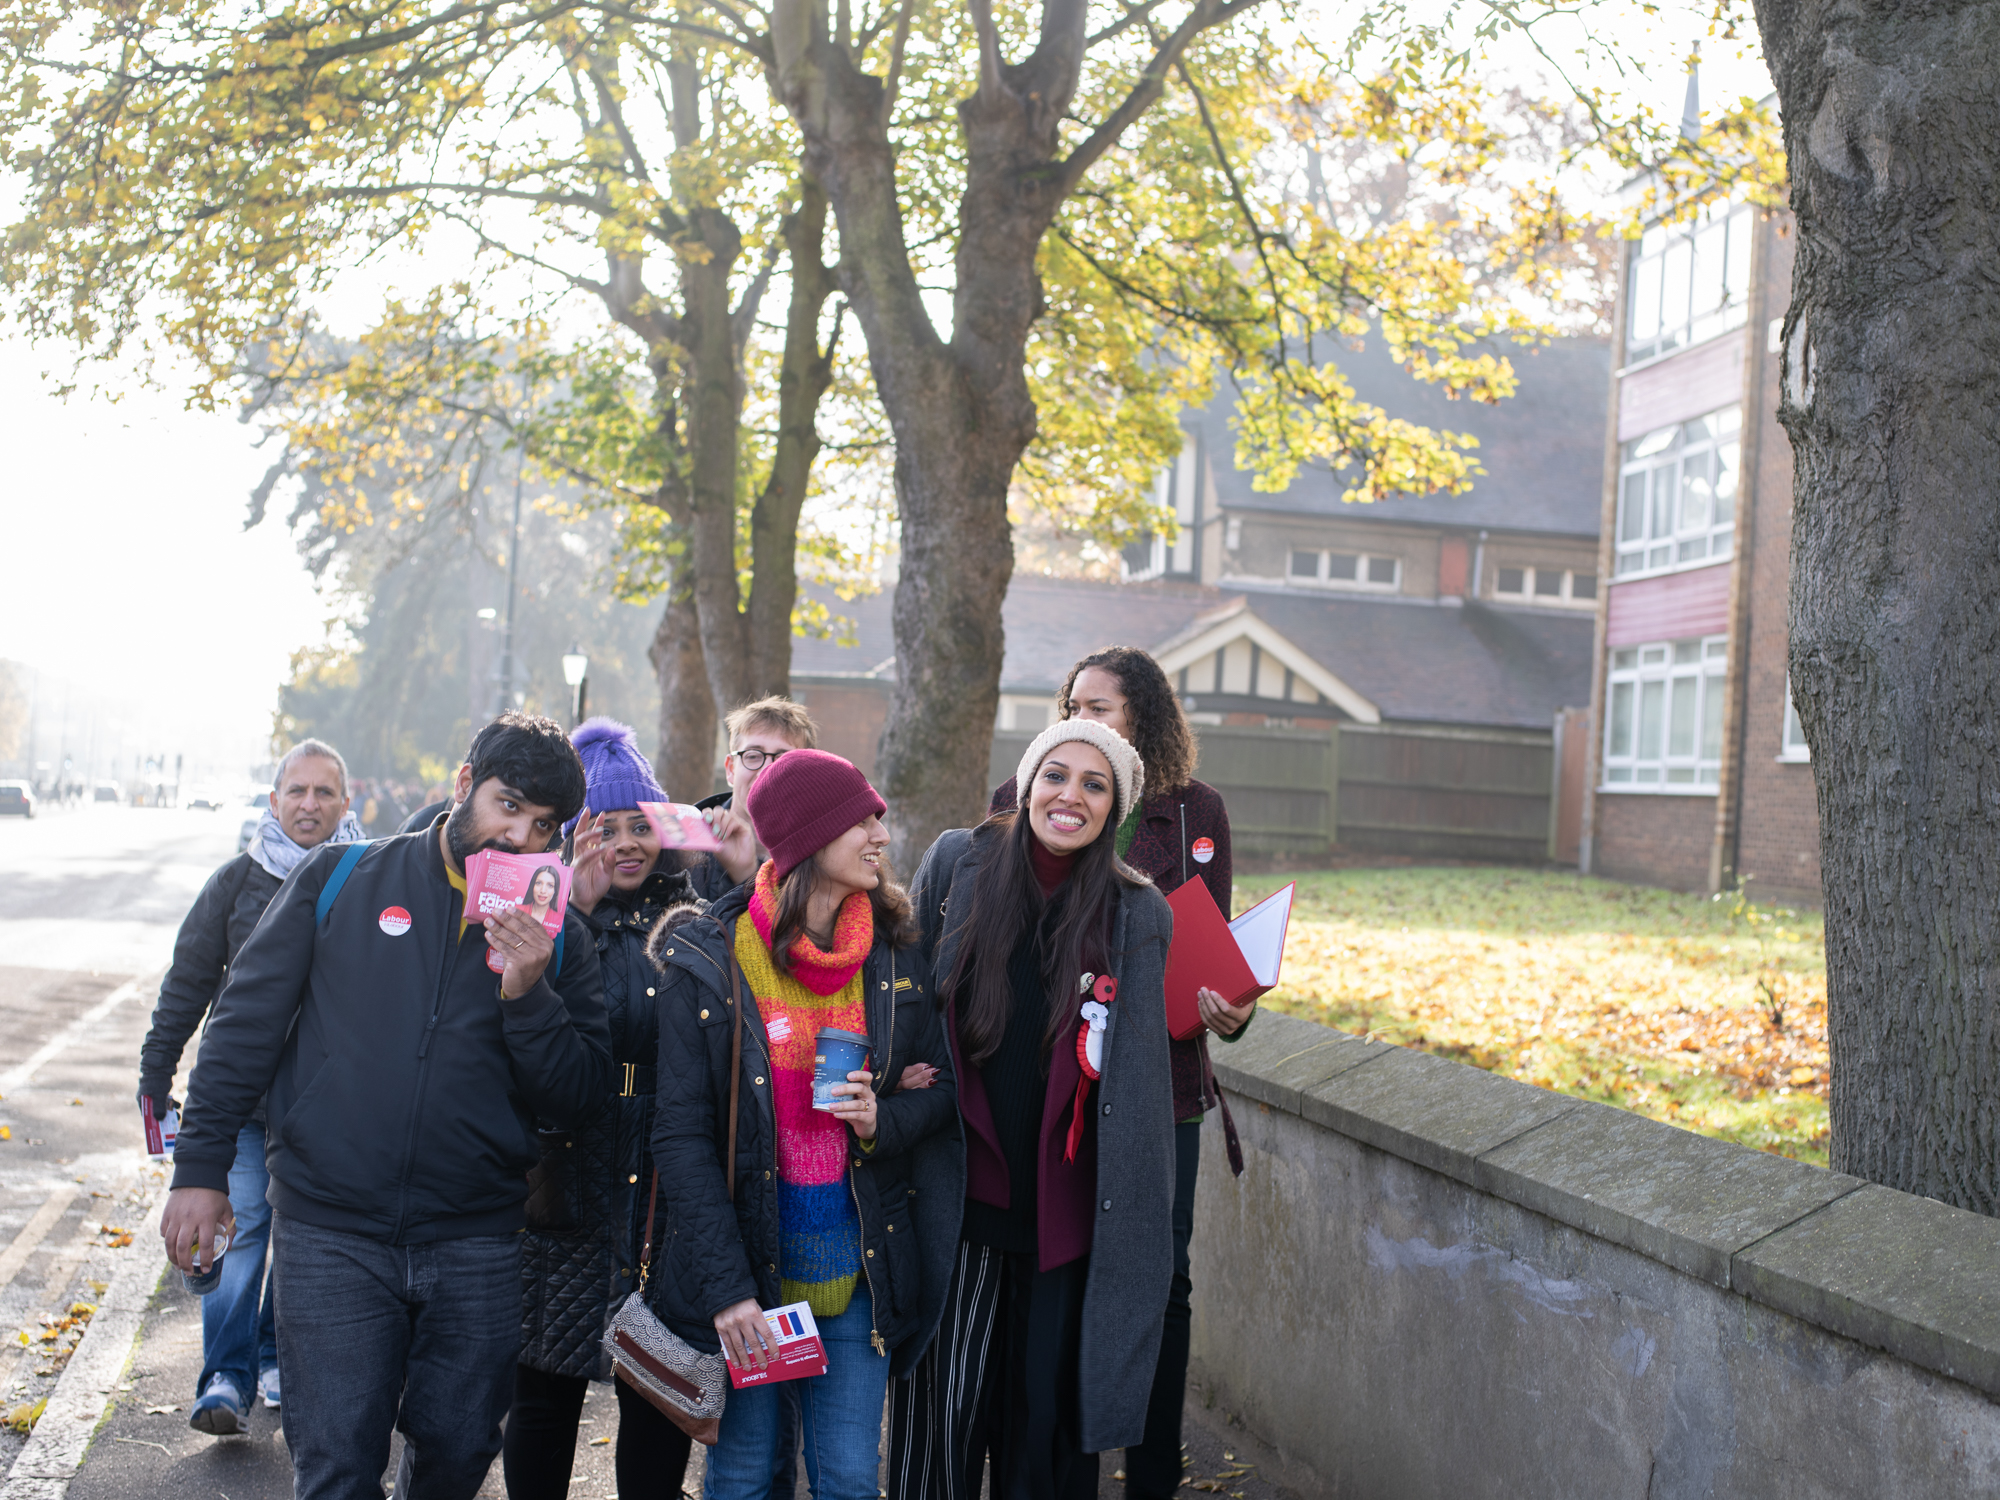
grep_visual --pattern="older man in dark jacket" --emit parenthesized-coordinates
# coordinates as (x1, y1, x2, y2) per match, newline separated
(137, 737, 361, 1435)
(163, 714, 609, 1500)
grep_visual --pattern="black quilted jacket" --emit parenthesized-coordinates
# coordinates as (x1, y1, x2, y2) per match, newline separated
(644, 884, 962, 1378)
(519, 866, 700, 1379)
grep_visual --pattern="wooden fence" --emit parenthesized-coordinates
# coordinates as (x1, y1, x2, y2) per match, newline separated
(992, 718, 1577, 865)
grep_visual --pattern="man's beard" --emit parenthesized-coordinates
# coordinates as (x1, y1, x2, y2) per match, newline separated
(444, 799, 519, 864)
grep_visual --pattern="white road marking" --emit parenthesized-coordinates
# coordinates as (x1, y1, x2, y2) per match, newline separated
(0, 1186, 79, 1296)
(0, 977, 150, 1095)
(0, 1193, 167, 1499)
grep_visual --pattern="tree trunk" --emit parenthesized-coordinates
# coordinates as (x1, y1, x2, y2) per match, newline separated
(743, 174, 839, 699)
(649, 546, 718, 800)
(1755, 0, 2000, 1211)
(679, 214, 754, 722)
(773, 28, 1080, 868)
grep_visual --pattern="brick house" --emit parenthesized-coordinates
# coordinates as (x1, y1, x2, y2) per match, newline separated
(1579, 195, 1822, 901)
(790, 332, 1612, 861)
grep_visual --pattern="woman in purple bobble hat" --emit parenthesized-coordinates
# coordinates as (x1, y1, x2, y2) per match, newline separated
(503, 718, 699, 1500)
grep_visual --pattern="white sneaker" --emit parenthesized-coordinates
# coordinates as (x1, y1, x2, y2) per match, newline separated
(257, 1366, 281, 1409)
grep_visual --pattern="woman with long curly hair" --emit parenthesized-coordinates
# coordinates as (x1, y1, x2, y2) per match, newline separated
(988, 644, 1253, 1500)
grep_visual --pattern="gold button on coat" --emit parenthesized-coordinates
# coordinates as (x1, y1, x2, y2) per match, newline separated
(700, 1009, 710, 1019)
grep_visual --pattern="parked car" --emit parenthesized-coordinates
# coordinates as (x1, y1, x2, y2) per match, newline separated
(186, 788, 228, 811)
(92, 781, 123, 804)
(239, 795, 264, 852)
(0, 782, 34, 818)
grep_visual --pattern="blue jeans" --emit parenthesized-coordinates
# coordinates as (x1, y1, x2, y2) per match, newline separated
(705, 1286, 888, 1500)
(270, 1212, 521, 1500)
(198, 1121, 278, 1399)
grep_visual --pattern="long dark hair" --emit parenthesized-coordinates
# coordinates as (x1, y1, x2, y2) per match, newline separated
(948, 808, 1132, 1070)
(1058, 646, 1197, 797)
(767, 850, 918, 975)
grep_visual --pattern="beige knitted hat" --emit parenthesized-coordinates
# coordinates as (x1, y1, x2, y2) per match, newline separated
(1014, 719, 1145, 830)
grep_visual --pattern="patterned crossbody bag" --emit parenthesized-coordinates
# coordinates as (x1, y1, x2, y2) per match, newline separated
(603, 945, 744, 1444)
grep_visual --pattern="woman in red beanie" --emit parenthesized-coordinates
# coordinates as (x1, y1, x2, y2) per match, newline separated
(646, 750, 960, 1500)
(889, 719, 1176, 1500)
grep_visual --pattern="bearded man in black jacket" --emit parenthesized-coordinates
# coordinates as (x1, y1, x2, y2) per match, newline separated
(162, 714, 610, 1500)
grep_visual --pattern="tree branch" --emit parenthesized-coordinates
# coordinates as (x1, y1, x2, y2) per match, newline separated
(1055, 0, 1267, 197)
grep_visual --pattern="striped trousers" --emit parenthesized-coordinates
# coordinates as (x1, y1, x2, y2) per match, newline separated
(885, 1240, 1095, 1500)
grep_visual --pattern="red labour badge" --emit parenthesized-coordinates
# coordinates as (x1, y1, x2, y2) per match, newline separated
(1067, 973, 1118, 1163)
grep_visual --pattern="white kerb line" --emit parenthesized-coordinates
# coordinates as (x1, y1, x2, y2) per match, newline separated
(0, 976, 151, 1096)
(0, 1192, 169, 1500)
(0, 1185, 81, 1296)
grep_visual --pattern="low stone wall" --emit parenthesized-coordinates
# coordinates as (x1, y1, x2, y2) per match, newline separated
(1189, 1015, 2000, 1498)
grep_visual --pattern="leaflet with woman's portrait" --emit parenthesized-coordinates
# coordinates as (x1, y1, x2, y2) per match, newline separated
(464, 849, 571, 973)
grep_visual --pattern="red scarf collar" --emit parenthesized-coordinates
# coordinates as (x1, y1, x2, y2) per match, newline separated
(746, 860, 874, 996)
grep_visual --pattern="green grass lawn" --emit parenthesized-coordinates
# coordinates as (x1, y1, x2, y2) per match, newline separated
(1233, 866, 1830, 1164)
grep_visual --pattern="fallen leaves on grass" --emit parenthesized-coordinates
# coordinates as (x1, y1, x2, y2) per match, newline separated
(1238, 868, 1830, 1164)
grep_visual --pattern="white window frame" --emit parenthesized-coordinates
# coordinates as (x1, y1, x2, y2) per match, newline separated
(1626, 202, 1755, 366)
(1288, 548, 1400, 592)
(1779, 676, 1811, 762)
(1615, 406, 1742, 579)
(1492, 565, 1598, 606)
(1601, 635, 1730, 792)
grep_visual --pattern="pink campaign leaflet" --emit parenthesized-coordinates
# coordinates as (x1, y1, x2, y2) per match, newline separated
(464, 850, 570, 973)
(636, 801, 724, 852)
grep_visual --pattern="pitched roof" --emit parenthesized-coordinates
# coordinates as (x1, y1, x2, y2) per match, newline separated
(792, 574, 1592, 730)
(1193, 333, 1612, 538)
(1237, 593, 1593, 728)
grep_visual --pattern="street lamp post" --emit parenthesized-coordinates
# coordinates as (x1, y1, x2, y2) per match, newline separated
(561, 647, 589, 729)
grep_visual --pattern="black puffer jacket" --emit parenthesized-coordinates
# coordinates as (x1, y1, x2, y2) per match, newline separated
(644, 885, 960, 1378)
(519, 866, 701, 1379)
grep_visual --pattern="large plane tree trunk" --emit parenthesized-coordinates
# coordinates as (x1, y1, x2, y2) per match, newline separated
(772, 10, 1100, 868)
(649, 547, 719, 800)
(1755, 0, 2000, 1211)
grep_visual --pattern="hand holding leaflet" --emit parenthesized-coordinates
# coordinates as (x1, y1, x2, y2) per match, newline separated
(464, 850, 570, 976)
(636, 801, 724, 852)
(725, 1302, 829, 1388)
(1162, 879, 1294, 1041)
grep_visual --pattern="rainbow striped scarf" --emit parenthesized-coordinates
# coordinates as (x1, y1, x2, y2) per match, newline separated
(735, 906, 871, 1318)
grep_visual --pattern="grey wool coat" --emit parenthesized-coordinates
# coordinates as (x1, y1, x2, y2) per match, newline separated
(909, 824, 1177, 1456)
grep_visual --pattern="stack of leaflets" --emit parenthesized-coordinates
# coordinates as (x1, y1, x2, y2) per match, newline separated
(727, 1302, 829, 1388)
(463, 850, 571, 973)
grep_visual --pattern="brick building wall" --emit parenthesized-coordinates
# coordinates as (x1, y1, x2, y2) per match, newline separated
(1729, 212, 1822, 904)
(1592, 794, 1718, 891)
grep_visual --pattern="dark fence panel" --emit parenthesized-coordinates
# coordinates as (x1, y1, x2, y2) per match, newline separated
(993, 720, 1559, 864)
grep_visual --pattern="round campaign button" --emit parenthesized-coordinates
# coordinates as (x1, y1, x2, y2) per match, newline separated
(379, 906, 412, 936)
(1191, 837, 1215, 864)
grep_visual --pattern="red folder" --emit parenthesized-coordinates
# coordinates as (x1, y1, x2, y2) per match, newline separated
(1163, 878, 1295, 1041)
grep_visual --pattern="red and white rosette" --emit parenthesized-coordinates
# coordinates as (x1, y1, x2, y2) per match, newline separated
(1066, 973, 1117, 1163)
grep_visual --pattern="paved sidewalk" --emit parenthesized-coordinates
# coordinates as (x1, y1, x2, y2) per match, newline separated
(65, 1265, 1309, 1499)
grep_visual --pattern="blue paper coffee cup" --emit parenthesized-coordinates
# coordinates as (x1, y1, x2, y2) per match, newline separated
(813, 1028, 871, 1111)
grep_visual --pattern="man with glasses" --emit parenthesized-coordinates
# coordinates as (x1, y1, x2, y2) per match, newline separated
(689, 696, 821, 900)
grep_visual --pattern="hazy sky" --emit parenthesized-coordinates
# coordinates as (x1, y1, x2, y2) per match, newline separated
(0, 347, 326, 779)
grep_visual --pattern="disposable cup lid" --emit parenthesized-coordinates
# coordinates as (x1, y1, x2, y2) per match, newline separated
(815, 1028, 870, 1048)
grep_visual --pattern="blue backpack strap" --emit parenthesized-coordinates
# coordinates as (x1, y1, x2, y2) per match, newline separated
(314, 841, 372, 925)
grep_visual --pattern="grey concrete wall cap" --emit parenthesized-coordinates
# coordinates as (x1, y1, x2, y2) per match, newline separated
(1475, 1100, 1866, 1286)
(1300, 1046, 1578, 1186)
(1733, 1184, 2000, 1400)
(1209, 1014, 1392, 1114)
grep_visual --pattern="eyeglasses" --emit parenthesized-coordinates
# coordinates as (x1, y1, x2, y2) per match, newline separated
(734, 747, 790, 772)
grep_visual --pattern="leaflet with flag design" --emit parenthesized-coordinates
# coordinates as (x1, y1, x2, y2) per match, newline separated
(726, 1300, 829, 1388)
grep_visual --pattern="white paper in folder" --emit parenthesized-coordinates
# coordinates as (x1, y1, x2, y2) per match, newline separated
(1226, 883, 1294, 987)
